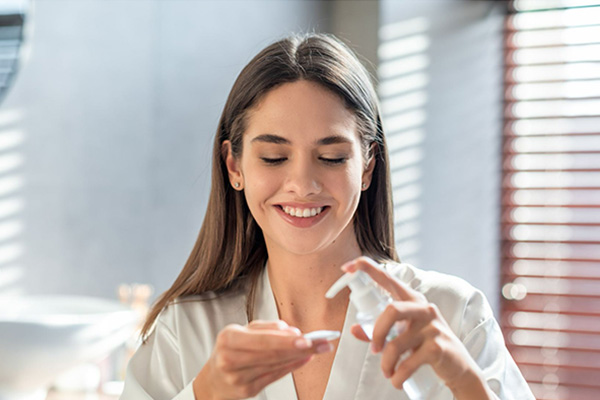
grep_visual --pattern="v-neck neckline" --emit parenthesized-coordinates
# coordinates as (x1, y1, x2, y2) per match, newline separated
(256, 266, 370, 400)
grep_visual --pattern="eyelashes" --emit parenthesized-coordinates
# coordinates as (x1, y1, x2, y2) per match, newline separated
(260, 157, 286, 165)
(260, 157, 347, 166)
(321, 158, 347, 165)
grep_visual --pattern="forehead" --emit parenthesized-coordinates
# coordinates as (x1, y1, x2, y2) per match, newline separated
(244, 80, 359, 144)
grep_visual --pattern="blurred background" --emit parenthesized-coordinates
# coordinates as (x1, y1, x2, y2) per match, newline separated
(0, 0, 599, 399)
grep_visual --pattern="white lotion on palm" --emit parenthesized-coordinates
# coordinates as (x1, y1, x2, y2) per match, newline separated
(304, 330, 341, 341)
(325, 269, 444, 400)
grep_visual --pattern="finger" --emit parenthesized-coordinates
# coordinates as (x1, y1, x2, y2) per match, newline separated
(350, 324, 370, 342)
(380, 332, 422, 379)
(219, 345, 316, 372)
(303, 330, 340, 342)
(222, 324, 312, 351)
(249, 355, 313, 393)
(341, 256, 419, 302)
(218, 333, 335, 373)
(222, 354, 313, 398)
(237, 351, 314, 384)
(371, 302, 434, 353)
(389, 345, 433, 390)
(248, 319, 301, 336)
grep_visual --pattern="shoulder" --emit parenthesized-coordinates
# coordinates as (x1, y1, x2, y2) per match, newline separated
(130, 288, 249, 387)
(384, 262, 480, 304)
(384, 262, 494, 340)
(151, 287, 248, 347)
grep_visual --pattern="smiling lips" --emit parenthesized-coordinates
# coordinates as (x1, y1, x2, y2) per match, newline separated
(274, 204, 330, 228)
(282, 206, 325, 218)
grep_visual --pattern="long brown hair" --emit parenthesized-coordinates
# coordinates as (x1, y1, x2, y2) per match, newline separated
(141, 32, 399, 341)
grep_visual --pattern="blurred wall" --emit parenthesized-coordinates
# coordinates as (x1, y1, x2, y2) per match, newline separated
(328, 0, 379, 80)
(380, 0, 506, 313)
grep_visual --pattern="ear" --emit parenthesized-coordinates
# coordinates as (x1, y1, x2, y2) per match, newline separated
(361, 142, 377, 190)
(221, 140, 244, 190)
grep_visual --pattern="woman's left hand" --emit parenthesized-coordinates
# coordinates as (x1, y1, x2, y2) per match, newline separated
(342, 256, 494, 399)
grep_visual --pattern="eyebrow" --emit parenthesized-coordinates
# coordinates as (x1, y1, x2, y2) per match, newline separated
(250, 134, 353, 146)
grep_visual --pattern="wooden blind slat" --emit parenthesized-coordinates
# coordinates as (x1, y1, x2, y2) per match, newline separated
(520, 364, 600, 388)
(507, 6, 600, 30)
(506, 44, 600, 66)
(529, 382, 600, 400)
(513, 0, 600, 13)
(506, 117, 600, 135)
(505, 80, 600, 101)
(509, 345, 600, 363)
(503, 311, 600, 332)
(507, 26, 600, 48)
(506, 64, 600, 84)
(502, 276, 600, 295)
(505, 328, 600, 350)
(502, 225, 600, 242)
(505, 259, 600, 277)
(501, 208, 600, 223)
(504, 153, 600, 170)
(502, 189, 600, 207)
(504, 292, 600, 312)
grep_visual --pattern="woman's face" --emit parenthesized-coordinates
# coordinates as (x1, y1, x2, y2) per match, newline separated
(224, 80, 375, 257)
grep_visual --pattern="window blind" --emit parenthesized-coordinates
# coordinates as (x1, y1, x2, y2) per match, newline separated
(502, 1, 600, 399)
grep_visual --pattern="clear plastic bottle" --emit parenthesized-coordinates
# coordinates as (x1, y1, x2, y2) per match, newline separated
(326, 270, 445, 400)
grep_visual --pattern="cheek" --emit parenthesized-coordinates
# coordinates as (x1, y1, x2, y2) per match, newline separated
(243, 167, 281, 209)
(328, 165, 363, 206)
(344, 159, 365, 190)
(338, 170, 361, 193)
(347, 161, 366, 204)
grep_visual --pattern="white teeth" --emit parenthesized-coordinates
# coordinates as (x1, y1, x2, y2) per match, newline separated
(282, 206, 324, 218)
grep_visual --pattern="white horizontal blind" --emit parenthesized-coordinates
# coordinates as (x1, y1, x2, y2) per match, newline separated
(502, 1, 600, 399)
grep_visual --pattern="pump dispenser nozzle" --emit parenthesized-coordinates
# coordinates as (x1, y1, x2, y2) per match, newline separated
(326, 270, 389, 315)
(327, 270, 399, 342)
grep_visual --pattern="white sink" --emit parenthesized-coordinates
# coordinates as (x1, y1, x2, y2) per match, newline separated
(0, 295, 139, 400)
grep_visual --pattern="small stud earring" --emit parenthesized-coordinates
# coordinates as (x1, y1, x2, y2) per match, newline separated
(234, 182, 240, 189)
(362, 182, 367, 189)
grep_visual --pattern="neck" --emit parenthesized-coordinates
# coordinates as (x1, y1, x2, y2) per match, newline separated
(265, 229, 361, 328)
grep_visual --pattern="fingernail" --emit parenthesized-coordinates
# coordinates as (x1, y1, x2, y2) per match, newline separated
(276, 320, 289, 329)
(288, 327, 302, 336)
(383, 370, 391, 378)
(316, 343, 333, 353)
(370, 342, 379, 354)
(295, 338, 311, 349)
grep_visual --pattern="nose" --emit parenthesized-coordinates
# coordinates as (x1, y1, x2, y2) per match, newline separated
(283, 157, 322, 197)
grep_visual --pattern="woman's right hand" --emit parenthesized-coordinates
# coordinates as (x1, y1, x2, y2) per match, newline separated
(193, 320, 332, 400)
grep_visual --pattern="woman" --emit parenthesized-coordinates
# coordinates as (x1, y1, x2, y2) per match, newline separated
(122, 33, 533, 400)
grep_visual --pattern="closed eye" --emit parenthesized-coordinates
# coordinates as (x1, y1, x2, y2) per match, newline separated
(320, 157, 347, 165)
(261, 157, 286, 165)
(260, 157, 347, 165)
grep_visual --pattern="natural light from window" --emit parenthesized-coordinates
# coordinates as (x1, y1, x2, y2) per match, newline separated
(378, 16, 429, 265)
(0, 108, 24, 298)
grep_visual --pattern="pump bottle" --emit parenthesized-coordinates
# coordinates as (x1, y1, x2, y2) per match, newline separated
(326, 269, 445, 400)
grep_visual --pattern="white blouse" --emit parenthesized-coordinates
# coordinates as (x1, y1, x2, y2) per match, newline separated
(121, 263, 534, 400)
